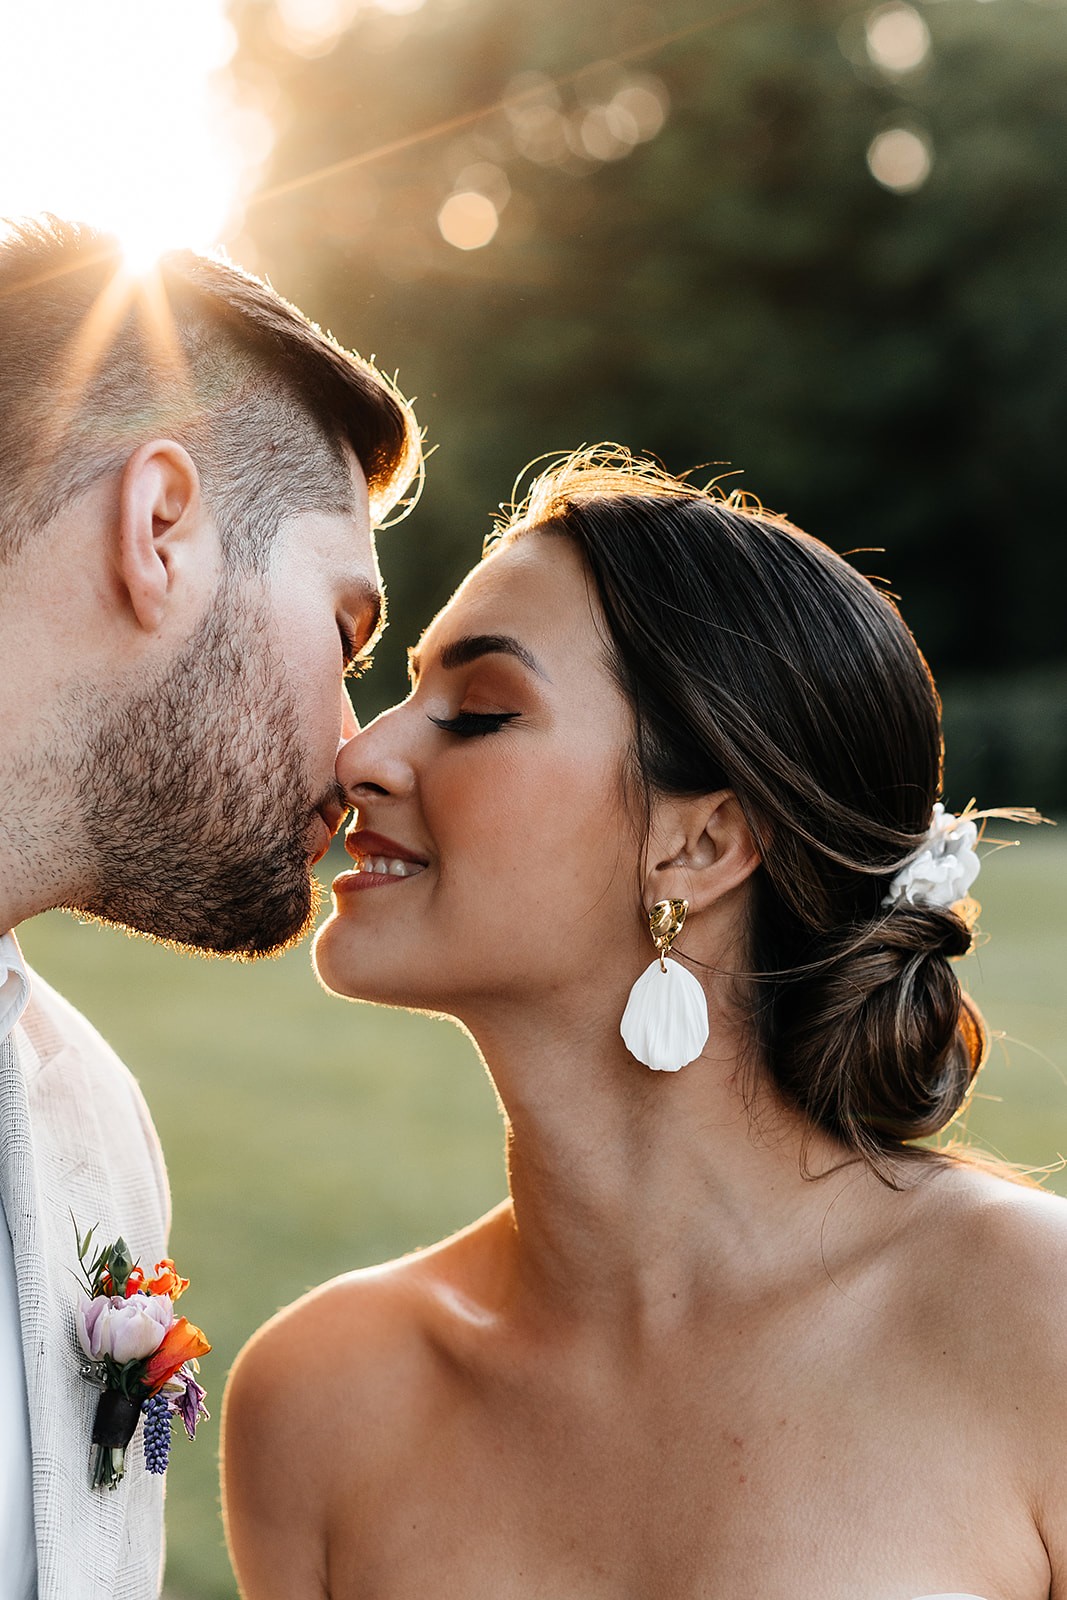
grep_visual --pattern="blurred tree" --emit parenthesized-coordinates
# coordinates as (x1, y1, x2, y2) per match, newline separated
(231, 0, 1067, 801)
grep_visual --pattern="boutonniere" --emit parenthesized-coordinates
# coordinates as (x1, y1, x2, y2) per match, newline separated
(73, 1221, 211, 1490)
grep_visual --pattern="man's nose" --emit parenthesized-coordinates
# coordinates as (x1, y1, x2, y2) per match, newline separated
(339, 686, 359, 745)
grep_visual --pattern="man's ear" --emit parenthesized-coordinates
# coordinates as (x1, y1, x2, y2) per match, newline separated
(644, 790, 761, 914)
(115, 440, 207, 633)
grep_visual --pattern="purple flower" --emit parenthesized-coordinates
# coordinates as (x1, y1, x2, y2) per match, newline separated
(78, 1291, 173, 1364)
(168, 1365, 210, 1440)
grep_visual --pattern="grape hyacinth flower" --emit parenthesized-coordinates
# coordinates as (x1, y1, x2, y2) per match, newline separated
(142, 1393, 172, 1476)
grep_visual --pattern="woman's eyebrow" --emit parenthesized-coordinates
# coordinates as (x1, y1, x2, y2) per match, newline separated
(407, 633, 550, 683)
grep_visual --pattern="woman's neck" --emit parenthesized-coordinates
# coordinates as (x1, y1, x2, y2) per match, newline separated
(466, 987, 904, 1337)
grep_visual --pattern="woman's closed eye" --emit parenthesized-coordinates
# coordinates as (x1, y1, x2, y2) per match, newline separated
(428, 711, 521, 737)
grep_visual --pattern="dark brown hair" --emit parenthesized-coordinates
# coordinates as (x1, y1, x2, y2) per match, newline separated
(0, 215, 421, 567)
(496, 447, 989, 1177)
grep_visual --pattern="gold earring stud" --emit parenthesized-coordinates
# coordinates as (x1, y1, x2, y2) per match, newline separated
(648, 898, 689, 972)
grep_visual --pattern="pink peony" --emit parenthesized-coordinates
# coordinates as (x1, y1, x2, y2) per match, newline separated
(78, 1291, 173, 1364)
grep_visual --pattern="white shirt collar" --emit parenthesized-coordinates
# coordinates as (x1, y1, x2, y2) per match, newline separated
(0, 932, 30, 1046)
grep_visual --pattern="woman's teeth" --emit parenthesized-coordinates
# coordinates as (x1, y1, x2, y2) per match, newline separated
(356, 856, 422, 877)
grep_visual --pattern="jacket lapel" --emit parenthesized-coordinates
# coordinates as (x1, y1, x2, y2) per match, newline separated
(0, 1026, 55, 1583)
(0, 1023, 159, 1597)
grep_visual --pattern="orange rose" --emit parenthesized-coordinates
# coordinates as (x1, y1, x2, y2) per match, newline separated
(122, 1267, 145, 1298)
(141, 1317, 212, 1394)
(146, 1258, 189, 1301)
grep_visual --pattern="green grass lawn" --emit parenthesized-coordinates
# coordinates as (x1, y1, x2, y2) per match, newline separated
(17, 830, 1067, 1599)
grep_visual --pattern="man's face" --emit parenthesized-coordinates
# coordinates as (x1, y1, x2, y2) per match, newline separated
(74, 451, 380, 956)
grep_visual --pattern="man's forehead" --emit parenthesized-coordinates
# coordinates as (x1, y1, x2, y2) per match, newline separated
(272, 452, 380, 612)
(342, 441, 370, 506)
(315, 442, 369, 526)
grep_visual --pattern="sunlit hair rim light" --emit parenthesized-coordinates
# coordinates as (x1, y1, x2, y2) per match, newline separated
(486, 442, 770, 555)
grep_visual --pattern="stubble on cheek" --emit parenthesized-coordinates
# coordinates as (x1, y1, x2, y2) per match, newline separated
(72, 587, 323, 957)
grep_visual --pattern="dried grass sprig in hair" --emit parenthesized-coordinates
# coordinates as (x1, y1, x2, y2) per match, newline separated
(882, 802, 1048, 914)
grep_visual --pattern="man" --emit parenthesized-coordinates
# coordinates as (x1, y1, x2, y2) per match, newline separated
(0, 215, 420, 1597)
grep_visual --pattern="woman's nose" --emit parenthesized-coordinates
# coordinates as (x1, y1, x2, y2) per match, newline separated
(335, 709, 416, 802)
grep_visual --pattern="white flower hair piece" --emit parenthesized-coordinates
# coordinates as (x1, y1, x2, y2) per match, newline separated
(881, 801, 1049, 914)
(882, 803, 981, 912)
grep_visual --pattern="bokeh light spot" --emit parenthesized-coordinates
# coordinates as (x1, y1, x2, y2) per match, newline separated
(512, 106, 569, 166)
(867, 126, 933, 192)
(273, 0, 359, 57)
(438, 190, 499, 250)
(580, 104, 638, 161)
(865, 2, 931, 74)
(612, 79, 669, 141)
(453, 162, 511, 211)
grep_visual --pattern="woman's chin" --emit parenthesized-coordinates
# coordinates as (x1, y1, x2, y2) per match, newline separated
(311, 915, 366, 999)
(311, 914, 419, 1008)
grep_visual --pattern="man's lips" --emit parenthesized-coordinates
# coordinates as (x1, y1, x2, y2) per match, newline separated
(309, 814, 334, 866)
(310, 800, 349, 866)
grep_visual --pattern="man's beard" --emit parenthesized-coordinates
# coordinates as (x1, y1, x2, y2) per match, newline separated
(73, 583, 338, 957)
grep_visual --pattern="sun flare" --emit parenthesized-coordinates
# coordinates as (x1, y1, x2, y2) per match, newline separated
(0, 0, 260, 261)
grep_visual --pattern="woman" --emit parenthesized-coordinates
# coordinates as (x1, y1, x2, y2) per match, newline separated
(222, 447, 1064, 1599)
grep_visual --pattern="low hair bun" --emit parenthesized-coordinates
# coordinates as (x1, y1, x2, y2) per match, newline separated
(766, 905, 985, 1163)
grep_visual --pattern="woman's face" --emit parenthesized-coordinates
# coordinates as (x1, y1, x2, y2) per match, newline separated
(313, 531, 648, 1019)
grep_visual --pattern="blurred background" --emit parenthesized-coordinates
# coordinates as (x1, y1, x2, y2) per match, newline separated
(5, 0, 1067, 1593)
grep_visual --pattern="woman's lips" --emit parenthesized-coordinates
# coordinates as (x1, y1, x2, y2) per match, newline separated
(334, 829, 428, 892)
(344, 829, 427, 867)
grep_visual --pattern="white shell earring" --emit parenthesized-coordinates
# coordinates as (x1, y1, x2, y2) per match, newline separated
(619, 898, 709, 1072)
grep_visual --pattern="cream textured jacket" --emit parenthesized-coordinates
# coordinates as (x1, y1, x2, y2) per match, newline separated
(0, 969, 170, 1598)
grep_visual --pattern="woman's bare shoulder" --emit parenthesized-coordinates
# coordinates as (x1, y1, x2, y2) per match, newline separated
(936, 1168, 1067, 1566)
(225, 1199, 513, 1472)
(905, 1164, 1067, 1401)
(911, 1162, 1067, 1300)
(222, 1201, 513, 1594)
(256, 1196, 510, 1347)
(925, 1161, 1067, 1271)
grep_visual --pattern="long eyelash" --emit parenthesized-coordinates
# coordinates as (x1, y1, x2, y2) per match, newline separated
(428, 711, 520, 737)
(344, 654, 374, 681)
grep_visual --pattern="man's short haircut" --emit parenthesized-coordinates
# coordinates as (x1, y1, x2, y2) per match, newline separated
(0, 215, 421, 567)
